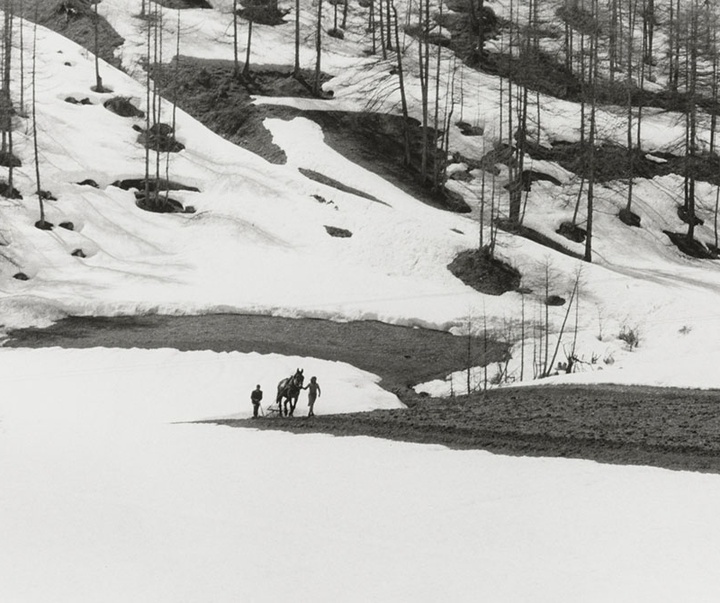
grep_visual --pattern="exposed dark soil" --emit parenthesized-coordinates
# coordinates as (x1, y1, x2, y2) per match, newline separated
(526, 137, 720, 188)
(8, 315, 720, 474)
(155, 0, 213, 8)
(0, 150, 21, 168)
(440, 3, 720, 117)
(104, 97, 145, 118)
(111, 178, 200, 193)
(498, 220, 584, 260)
(447, 247, 521, 295)
(0, 180, 22, 199)
(663, 230, 717, 259)
(298, 168, 386, 205)
(237, 0, 289, 26)
(301, 110, 471, 213)
(214, 384, 720, 475)
(5, 314, 508, 396)
(150, 57, 328, 164)
(324, 225, 353, 237)
(134, 191, 191, 214)
(557, 220, 587, 243)
(152, 57, 471, 213)
(618, 208, 642, 228)
(136, 123, 185, 153)
(24, 0, 124, 69)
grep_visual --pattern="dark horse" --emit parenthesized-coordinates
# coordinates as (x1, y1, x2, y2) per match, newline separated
(277, 368, 304, 416)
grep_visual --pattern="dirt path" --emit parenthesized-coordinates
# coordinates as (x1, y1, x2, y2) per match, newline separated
(5, 314, 506, 397)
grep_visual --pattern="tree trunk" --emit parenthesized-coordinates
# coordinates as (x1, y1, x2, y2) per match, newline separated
(94, 0, 103, 91)
(686, 1, 699, 242)
(584, 0, 599, 263)
(243, 19, 253, 78)
(144, 7, 151, 204)
(32, 18, 45, 226)
(392, 6, 411, 167)
(4, 0, 13, 191)
(234, 0, 240, 77)
(625, 0, 638, 213)
(294, 0, 301, 75)
(418, 0, 430, 181)
(314, 0, 322, 94)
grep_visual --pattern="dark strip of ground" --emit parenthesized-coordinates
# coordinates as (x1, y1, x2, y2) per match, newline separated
(10, 315, 720, 474)
(211, 383, 720, 475)
(4, 313, 507, 397)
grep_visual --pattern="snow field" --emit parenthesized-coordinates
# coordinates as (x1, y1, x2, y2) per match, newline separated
(3, 346, 720, 601)
(2, 5, 720, 600)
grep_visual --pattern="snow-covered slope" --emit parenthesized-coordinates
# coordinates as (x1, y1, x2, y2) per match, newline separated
(4, 5, 720, 601)
(1, 1, 720, 389)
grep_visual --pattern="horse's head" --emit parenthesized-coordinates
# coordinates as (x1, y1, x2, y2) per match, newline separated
(293, 368, 305, 387)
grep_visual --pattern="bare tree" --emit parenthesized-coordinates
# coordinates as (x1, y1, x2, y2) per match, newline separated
(93, 0, 104, 91)
(233, 0, 240, 77)
(583, 0, 599, 263)
(314, 0, 323, 94)
(684, 0, 700, 243)
(243, 18, 253, 77)
(31, 17, 48, 229)
(392, 5, 411, 167)
(294, 0, 301, 75)
(417, 0, 431, 181)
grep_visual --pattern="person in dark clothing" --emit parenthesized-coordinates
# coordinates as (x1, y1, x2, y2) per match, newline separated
(302, 376, 321, 417)
(251, 384, 263, 418)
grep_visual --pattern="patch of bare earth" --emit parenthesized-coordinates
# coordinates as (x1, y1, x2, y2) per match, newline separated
(151, 57, 329, 164)
(24, 0, 124, 69)
(217, 384, 720, 474)
(10, 316, 720, 474)
(152, 58, 470, 213)
(447, 247, 521, 295)
(5, 314, 508, 396)
(155, 0, 213, 8)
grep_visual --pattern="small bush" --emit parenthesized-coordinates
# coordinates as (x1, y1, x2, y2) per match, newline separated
(618, 326, 640, 350)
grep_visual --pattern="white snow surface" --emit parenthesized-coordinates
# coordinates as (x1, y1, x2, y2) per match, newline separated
(2, 3, 720, 600)
(4, 347, 720, 602)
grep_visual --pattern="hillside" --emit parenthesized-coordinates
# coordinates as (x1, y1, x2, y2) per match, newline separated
(0, 0, 715, 391)
(5, 3, 720, 601)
